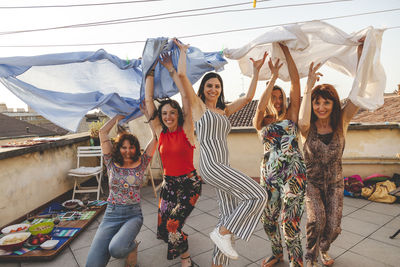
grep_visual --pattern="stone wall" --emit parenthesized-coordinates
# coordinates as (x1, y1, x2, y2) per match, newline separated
(0, 133, 90, 227)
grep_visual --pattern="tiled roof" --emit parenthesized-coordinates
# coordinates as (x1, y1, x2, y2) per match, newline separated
(38, 122, 69, 136)
(0, 113, 58, 139)
(228, 100, 258, 127)
(352, 94, 400, 123)
(227, 94, 400, 127)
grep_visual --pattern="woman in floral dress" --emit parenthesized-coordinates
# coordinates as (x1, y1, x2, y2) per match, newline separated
(145, 50, 201, 267)
(253, 43, 306, 267)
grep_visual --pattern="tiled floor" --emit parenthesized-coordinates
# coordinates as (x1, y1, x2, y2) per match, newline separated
(2, 184, 400, 267)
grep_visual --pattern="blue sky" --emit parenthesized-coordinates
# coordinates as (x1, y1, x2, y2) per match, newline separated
(0, 0, 399, 109)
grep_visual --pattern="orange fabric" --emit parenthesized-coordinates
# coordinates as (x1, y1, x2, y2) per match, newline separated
(158, 127, 195, 176)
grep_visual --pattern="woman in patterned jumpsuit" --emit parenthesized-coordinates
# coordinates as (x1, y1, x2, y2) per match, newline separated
(253, 43, 306, 267)
(298, 39, 365, 267)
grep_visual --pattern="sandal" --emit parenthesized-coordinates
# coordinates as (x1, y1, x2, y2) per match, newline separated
(261, 254, 283, 267)
(306, 259, 321, 267)
(320, 251, 334, 266)
(181, 255, 199, 267)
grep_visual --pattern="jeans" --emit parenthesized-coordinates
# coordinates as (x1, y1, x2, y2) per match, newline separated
(86, 203, 143, 267)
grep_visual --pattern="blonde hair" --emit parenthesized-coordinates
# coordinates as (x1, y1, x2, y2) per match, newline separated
(261, 86, 287, 127)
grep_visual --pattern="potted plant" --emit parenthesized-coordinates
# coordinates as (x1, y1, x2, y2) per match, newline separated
(89, 119, 106, 146)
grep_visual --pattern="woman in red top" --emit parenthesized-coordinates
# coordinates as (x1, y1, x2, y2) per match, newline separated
(145, 52, 202, 267)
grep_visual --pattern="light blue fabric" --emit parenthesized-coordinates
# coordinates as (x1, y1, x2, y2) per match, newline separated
(0, 38, 227, 132)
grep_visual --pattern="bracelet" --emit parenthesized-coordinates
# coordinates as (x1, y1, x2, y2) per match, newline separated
(168, 68, 175, 76)
(101, 139, 111, 144)
(147, 69, 155, 77)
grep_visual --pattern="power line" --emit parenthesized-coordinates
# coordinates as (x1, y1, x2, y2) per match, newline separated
(0, 0, 272, 35)
(0, 8, 398, 48)
(0, 0, 162, 9)
(0, 0, 349, 35)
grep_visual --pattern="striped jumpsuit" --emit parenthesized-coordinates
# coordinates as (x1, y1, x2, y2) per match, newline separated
(195, 109, 267, 265)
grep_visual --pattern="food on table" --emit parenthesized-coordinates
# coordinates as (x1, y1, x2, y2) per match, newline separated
(0, 232, 31, 251)
(1, 223, 31, 235)
(29, 221, 54, 235)
(29, 234, 52, 245)
(2, 236, 26, 245)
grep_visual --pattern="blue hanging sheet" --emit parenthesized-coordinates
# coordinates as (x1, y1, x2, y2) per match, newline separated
(0, 38, 227, 132)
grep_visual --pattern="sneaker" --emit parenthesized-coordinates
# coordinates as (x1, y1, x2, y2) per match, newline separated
(209, 228, 239, 260)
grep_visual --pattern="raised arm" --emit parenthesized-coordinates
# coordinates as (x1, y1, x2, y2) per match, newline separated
(253, 58, 282, 131)
(298, 62, 322, 137)
(144, 66, 163, 138)
(280, 43, 301, 124)
(342, 37, 365, 132)
(225, 52, 267, 116)
(99, 114, 125, 154)
(140, 102, 158, 157)
(174, 39, 206, 122)
(160, 51, 195, 144)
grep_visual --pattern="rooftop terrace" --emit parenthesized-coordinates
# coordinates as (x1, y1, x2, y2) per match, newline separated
(2, 183, 400, 267)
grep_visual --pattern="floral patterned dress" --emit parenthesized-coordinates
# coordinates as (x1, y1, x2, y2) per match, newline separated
(105, 153, 151, 205)
(260, 119, 306, 267)
(156, 128, 202, 260)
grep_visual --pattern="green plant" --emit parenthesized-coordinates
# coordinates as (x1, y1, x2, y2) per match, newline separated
(89, 119, 106, 138)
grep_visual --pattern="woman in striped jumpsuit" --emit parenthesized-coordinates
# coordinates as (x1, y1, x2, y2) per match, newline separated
(174, 39, 268, 267)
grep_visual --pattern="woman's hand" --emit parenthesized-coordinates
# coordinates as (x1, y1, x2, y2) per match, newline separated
(160, 52, 173, 71)
(173, 38, 189, 53)
(268, 58, 283, 78)
(250, 52, 268, 74)
(306, 62, 323, 91)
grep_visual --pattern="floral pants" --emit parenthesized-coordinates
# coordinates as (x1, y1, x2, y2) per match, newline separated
(261, 173, 306, 267)
(157, 171, 202, 260)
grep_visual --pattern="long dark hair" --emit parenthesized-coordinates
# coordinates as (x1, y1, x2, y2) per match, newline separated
(112, 133, 141, 166)
(149, 98, 184, 133)
(197, 72, 226, 110)
(311, 84, 343, 135)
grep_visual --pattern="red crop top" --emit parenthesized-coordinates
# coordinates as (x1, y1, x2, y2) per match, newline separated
(158, 126, 195, 176)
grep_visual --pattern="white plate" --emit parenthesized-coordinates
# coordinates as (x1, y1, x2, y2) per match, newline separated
(1, 224, 30, 235)
(62, 199, 83, 209)
(0, 232, 31, 245)
(40, 239, 59, 250)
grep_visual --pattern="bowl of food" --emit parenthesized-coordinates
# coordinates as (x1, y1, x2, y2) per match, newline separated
(0, 232, 31, 251)
(29, 222, 54, 235)
(40, 239, 59, 250)
(1, 224, 30, 235)
(62, 199, 83, 210)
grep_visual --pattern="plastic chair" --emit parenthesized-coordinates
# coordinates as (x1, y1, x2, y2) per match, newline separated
(68, 146, 103, 200)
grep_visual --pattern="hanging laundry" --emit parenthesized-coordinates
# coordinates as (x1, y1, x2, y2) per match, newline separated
(224, 20, 386, 110)
(0, 38, 227, 132)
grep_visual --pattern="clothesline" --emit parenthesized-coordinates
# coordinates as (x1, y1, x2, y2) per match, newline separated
(0, 7, 398, 47)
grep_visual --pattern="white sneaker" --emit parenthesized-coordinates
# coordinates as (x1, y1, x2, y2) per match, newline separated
(209, 228, 239, 260)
